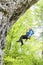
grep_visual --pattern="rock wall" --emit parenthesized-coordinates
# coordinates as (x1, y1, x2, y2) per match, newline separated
(0, 0, 39, 65)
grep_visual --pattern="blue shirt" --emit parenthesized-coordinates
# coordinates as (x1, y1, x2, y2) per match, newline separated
(26, 29, 34, 37)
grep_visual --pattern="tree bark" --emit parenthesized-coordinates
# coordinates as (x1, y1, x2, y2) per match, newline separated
(0, 0, 39, 65)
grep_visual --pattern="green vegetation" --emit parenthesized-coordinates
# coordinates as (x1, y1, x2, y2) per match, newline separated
(4, 0, 43, 65)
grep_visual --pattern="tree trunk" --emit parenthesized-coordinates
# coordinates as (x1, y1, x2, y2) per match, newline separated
(0, 0, 39, 65)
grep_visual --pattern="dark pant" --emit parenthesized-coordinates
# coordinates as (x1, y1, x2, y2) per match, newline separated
(17, 35, 28, 46)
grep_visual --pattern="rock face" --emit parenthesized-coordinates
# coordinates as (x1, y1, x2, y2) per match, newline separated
(0, 0, 39, 65)
(0, 0, 39, 49)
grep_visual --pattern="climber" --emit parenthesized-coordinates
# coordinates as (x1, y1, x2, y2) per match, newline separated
(17, 28, 34, 46)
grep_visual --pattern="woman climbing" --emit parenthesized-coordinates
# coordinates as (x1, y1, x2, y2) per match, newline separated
(17, 28, 34, 46)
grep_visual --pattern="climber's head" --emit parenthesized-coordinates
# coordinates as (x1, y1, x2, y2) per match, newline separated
(26, 26, 31, 31)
